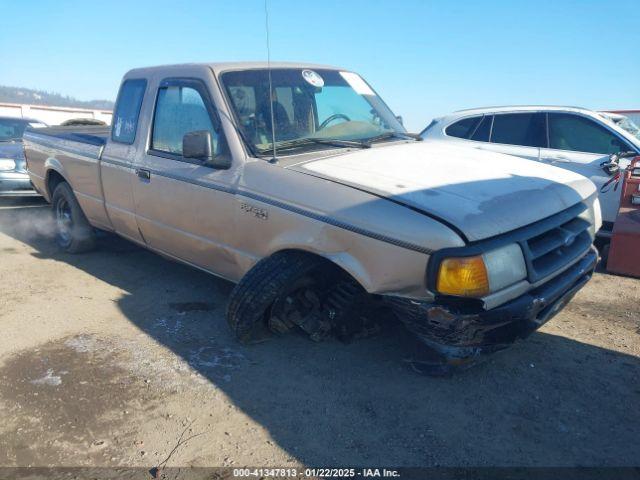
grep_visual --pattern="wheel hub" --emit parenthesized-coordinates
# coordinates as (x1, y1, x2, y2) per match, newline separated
(56, 198, 73, 245)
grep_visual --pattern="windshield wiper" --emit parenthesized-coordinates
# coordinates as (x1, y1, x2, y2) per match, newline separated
(257, 137, 371, 154)
(364, 131, 423, 145)
(253, 131, 423, 155)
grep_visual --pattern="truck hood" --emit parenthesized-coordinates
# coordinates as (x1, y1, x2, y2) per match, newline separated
(288, 141, 596, 242)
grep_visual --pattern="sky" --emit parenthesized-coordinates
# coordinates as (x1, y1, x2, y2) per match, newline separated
(1, 0, 639, 131)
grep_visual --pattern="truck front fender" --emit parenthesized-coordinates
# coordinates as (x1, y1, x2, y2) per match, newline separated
(262, 223, 434, 301)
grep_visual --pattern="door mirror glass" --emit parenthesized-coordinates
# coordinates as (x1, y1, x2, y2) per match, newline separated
(182, 130, 231, 169)
(183, 130, 213, 160)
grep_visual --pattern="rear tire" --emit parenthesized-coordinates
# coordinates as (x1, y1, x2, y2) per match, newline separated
(51, 182, 96, 253)
(226, 251, 327, 344)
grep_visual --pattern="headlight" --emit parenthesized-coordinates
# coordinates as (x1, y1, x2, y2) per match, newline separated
(0, 158, 16, 171)
(436, 244, 527, 297)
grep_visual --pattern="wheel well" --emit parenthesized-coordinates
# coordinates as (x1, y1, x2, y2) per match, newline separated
(46, 170, 66, 198)
(271, 248, 366, 290)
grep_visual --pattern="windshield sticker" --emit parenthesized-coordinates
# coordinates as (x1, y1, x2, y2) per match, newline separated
(302, 69, 324, 88)
(340, 71, 374, 96)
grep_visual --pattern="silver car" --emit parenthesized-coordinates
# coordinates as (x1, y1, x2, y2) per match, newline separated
(0, 116, 46, 196)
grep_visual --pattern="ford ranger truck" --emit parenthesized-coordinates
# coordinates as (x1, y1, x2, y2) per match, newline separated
(23, 63, 601, 373)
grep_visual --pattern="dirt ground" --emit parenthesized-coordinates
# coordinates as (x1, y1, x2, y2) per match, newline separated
(0, 196, 639, 468)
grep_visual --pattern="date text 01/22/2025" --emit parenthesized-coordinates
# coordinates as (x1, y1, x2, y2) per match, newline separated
(232, 468, 401, 478)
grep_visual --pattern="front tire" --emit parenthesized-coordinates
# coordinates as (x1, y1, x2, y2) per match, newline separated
(51, 182, 96, 253)
(226, 251, 327, 344)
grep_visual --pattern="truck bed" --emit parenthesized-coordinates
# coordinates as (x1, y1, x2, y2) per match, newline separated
(23, 125, 112, 210)
(26, 125, 110, 147)
(24, 125, 110, 169)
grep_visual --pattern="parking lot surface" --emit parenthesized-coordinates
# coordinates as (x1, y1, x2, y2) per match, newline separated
(1, 197, 639, 467)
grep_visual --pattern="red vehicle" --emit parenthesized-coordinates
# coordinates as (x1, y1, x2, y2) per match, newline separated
(607, 155, 640, 277)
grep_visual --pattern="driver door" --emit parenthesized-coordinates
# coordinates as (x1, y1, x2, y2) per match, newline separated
(132, 78, 239, 279)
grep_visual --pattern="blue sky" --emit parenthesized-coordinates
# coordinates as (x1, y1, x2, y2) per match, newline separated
(1, 0, 639, 130)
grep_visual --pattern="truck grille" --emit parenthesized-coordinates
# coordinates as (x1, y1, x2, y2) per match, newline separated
(519, 204, 592, 283)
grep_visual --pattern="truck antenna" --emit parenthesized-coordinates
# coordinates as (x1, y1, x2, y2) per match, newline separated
(264, 0, 277, 163)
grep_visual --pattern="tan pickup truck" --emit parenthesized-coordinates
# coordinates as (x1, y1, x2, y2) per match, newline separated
(24, 62, 601, 373)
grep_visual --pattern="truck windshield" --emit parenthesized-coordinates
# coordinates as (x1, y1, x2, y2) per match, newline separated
(220, 68, 406, 154)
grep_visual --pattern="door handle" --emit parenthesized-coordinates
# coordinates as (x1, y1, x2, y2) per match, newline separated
(136, 168, 151, 180)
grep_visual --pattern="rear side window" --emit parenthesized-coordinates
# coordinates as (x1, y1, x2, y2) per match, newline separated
(445, 116, 481, 139)
(491, 113, 546, 147)
(548, 113, 630, 154)
(112, 79, 147, 144)
(151, 85, 220, 156)
(470, 115, 492, 141)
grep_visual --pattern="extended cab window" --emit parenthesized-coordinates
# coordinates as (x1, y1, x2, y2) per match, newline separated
(151, 85, 221, 156)
(112, 79, 146, 144)
(548, 113, 630, 154)
(490, 113, 545, 147)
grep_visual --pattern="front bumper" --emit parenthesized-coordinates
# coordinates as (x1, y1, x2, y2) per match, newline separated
(388, 247, 598, 374)
(0, 171, 39, 196)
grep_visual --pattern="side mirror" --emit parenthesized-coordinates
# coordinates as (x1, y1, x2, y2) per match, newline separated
(182, 130, 231, 169)
(183, 130, 212, 160)
(602, 152, 621, 175)
(396, 115, 404, 126)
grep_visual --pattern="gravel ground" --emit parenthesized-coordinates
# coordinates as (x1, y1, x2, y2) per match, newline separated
(0, 196, 638, 468)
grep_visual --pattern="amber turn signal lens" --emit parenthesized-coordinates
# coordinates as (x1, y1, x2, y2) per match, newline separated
(436, 255, 490, 297)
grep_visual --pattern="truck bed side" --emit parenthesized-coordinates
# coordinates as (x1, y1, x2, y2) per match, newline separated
(24, 125, 114, 230)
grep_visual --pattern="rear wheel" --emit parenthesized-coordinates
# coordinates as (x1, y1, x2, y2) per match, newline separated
(51, 182, 96, 253)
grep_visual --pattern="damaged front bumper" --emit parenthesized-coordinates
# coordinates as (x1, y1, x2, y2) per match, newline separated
(387, 247, 598, 375)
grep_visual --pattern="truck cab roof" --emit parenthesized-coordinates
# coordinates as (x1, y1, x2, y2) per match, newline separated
(124, 61, 345, 79)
